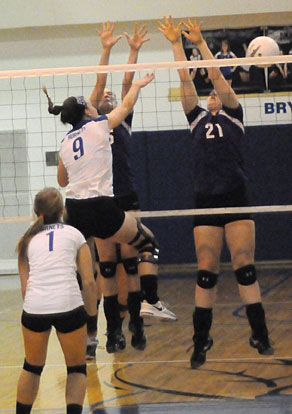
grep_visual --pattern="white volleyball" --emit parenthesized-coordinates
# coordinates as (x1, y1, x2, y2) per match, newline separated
(246, 36, 280, 58)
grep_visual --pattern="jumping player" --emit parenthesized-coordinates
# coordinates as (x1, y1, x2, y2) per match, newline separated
(158, 15, 273, 369)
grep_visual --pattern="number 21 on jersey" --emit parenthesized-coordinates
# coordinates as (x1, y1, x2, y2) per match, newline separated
(205, 123, 223, 139)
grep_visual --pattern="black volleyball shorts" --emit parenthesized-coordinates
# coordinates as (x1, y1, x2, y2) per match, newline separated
(65, 196, 126, 239)
(193, 185, 254, 228)
(21, 306, 87, 333)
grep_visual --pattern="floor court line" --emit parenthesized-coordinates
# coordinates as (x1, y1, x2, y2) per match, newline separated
(1, 356, 292, 371)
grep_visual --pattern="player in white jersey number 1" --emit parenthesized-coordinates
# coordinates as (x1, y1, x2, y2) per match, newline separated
(16, 187, 97, 414)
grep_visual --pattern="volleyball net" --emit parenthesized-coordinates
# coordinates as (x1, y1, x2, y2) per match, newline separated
(0, 54, 292, 271)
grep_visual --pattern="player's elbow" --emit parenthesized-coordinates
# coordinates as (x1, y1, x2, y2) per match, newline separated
(57, 174, 68, 187)
(57, 161, 69, 187)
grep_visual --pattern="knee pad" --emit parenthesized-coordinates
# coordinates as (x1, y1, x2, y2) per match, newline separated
(137, 246, 159, 265)
(128, 221, 159, 254)
(235, 264, 257, 286)
(197, 270, 218, 289)
(123, 257, 138, 275)
(23, 359, 44, 376)
(67, 364, 87, 376)
(99, 261, 117, 278)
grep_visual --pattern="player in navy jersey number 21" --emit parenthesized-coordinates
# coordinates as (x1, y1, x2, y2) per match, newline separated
(158, 16, 273, 369)
(16, 188, 97, 414)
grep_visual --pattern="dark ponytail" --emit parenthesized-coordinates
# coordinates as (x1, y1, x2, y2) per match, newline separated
(42, 86, 87, 127)
(42, 86, 63, 115)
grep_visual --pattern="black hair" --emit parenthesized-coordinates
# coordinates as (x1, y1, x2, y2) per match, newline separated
(42, 86, 87, 127)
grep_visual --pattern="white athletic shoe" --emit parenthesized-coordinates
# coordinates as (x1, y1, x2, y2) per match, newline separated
(86, 336, 99, 360)
(140, 300, 177, 321)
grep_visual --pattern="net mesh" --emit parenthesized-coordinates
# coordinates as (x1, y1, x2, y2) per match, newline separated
(0, 57, 292, 217)
(0, 55, 292, 220)
(1, 56, 292, 271)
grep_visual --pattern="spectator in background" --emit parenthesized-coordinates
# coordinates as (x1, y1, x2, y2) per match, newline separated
(215, 39, 236, 85)
(268, 49, 288, 91)
(189, 47, 211, 93)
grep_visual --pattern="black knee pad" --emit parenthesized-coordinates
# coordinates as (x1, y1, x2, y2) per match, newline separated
(197, 270, 218, 289)
(123, 257, 138, 275)
(67, 364, 87, 376)
(23, 359, 44, 376)
(99, 261, 117, 278)
(138, 246, 159, 265)
(67, 403, 83, 414)
(235, 264, 257, 286)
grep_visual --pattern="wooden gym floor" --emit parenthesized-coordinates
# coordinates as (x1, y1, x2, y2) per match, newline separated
(1, 264, 292, 413)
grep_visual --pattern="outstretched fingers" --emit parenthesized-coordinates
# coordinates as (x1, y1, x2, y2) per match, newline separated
(139, 73, 155, 87)
(138, 24, 147, 35)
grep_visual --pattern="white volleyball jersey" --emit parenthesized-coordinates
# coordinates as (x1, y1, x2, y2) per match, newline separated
(60, 116, 114, 199)
(23, 223, 86, 314)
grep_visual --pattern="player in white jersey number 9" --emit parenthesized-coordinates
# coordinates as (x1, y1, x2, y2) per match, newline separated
(43, 73, 158, 354)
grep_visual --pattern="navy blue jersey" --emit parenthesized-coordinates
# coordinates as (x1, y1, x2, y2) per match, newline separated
(214, 51, 236, 77)
(187, 104, 247, 194)
(111, 112, 136, 198)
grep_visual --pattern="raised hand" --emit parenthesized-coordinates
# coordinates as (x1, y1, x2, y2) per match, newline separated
(134, 73, 155, 87)
(97, 21, 123, 49)
(182, 17, 204, 46)
(157, 15, 183, 44)
(125, 23, 150, 51)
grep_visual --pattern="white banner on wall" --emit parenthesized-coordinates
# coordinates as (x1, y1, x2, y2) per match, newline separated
(242, 94, 292, 126)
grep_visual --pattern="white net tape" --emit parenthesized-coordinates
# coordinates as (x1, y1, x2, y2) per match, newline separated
(1, 55, 292, 79)
(1, 205, 292, 224)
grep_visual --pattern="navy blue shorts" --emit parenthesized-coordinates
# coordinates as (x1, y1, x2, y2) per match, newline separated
(65, 196, 125, 239)
(21, 306, 87, 333)
(193, 185, 254, 228)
